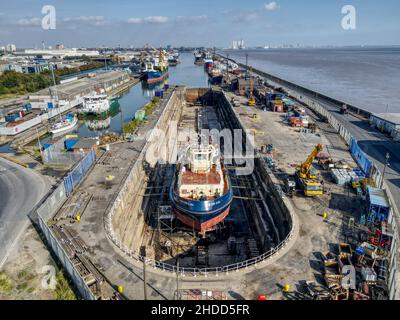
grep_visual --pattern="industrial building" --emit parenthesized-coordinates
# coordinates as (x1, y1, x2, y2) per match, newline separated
(369, 113, 400, 140)
(30, 70, 131, 108)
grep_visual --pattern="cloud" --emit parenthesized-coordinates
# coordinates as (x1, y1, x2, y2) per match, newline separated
(63, 16, 106, 26)
(176, 15, 208, 23)
(144, 16, 169, 24)
(128, 15, 207, 25)
(264, 2, 280, 11)
(127, 17, 143, 24)
(234, 12, 259, 23)
(16, 17, 42, 27)
(127, 16, 169, 24)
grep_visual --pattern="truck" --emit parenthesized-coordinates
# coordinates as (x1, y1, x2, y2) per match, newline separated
(340, 104, 348, 115)
(284, 177, 296, 197)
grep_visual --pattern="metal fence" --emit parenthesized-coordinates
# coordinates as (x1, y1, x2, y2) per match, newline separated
(42, 145, 85, 168)
(34, 150, 97, 300)
(388, 212, 398, 300)
(38, 214, 95, 300)
(64, 149, 96, 196)
(350, 137, 373, 176)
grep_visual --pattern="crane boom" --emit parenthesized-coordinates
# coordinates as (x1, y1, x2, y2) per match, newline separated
(300, 144, 323, 178)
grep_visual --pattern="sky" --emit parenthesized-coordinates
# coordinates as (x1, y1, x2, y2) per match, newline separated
(0, 0, 399, 48)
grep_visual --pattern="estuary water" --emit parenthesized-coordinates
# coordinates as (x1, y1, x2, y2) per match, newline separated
(225, 47, 400, 113)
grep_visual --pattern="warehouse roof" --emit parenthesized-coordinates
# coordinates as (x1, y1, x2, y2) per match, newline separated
(72, 138, 98, 150)
(367, 187, 390, 209)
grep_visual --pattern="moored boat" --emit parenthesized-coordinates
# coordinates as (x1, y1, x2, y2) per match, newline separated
(80, 94, 119, 118)
(50, 114, 78, 135)
(142, 50, 169, 84)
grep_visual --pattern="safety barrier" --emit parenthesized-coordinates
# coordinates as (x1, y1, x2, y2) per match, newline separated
(64, 149, 96, 196)
(349, 137, 373, 176)
(33, 151, 97, 300)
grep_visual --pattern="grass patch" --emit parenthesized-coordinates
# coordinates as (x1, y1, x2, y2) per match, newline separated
(0, 272, 13, 294)
(54, 271, 76, 300)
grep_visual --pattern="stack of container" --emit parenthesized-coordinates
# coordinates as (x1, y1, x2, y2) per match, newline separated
(155, 90, 164, 98)
(332, 168, 366, 186)
(331, 169, 351, 186)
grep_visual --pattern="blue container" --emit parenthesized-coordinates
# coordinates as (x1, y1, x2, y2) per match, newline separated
(47, 102, 54, 109)
(164, 84, 169, 90)
(5, 113, 19, 123)
(64, 139, 79, 151)
(155, 91, 161, 97)
(42, 143, 53, 151)
(355, 246, 365, 256)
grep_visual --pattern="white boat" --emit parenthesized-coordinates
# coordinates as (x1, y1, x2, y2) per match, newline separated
(50, 115, 78, 135)
(82, 94, 110, 114)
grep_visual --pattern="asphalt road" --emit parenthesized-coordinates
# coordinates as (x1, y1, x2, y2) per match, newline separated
(0, 157, 49, 269)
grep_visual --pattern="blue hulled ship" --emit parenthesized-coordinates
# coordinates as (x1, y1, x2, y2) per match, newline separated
(170, 143, 233, 233)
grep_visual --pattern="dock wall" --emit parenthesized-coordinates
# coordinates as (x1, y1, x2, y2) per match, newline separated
(105, 88, 184, 257)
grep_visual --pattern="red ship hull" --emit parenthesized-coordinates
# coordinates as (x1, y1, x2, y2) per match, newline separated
(174, 206, 230, 233)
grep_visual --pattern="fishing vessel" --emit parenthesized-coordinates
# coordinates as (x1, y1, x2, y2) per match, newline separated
(170, 140, 233, 233)
(204, 59, 215, 72)
(50, 113, 78, 135)
(141, 50, 169, 84)
(168, 51, 180, 66)
(194, 51, 204, 65)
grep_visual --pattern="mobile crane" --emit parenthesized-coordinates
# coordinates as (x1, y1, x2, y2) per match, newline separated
(295, 144, 324, 196)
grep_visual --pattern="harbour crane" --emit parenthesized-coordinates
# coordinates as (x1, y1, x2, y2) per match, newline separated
(295, 144, 324, 196)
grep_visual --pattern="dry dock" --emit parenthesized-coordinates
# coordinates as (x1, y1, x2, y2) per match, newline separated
(32, 84, 396, 300)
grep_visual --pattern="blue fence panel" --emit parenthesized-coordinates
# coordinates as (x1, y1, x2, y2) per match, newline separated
(350, 137, 373, 176)
(64, 149, 96, 196)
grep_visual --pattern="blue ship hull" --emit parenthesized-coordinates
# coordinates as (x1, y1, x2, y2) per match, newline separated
(169, 173, 233, 232)
(142, 69, 169, 84)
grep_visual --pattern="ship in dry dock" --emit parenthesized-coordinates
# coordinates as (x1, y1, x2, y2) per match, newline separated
(169, 139, 233, 233)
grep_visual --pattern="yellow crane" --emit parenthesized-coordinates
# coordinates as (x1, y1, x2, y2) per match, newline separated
(296, 144, 324, 196)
